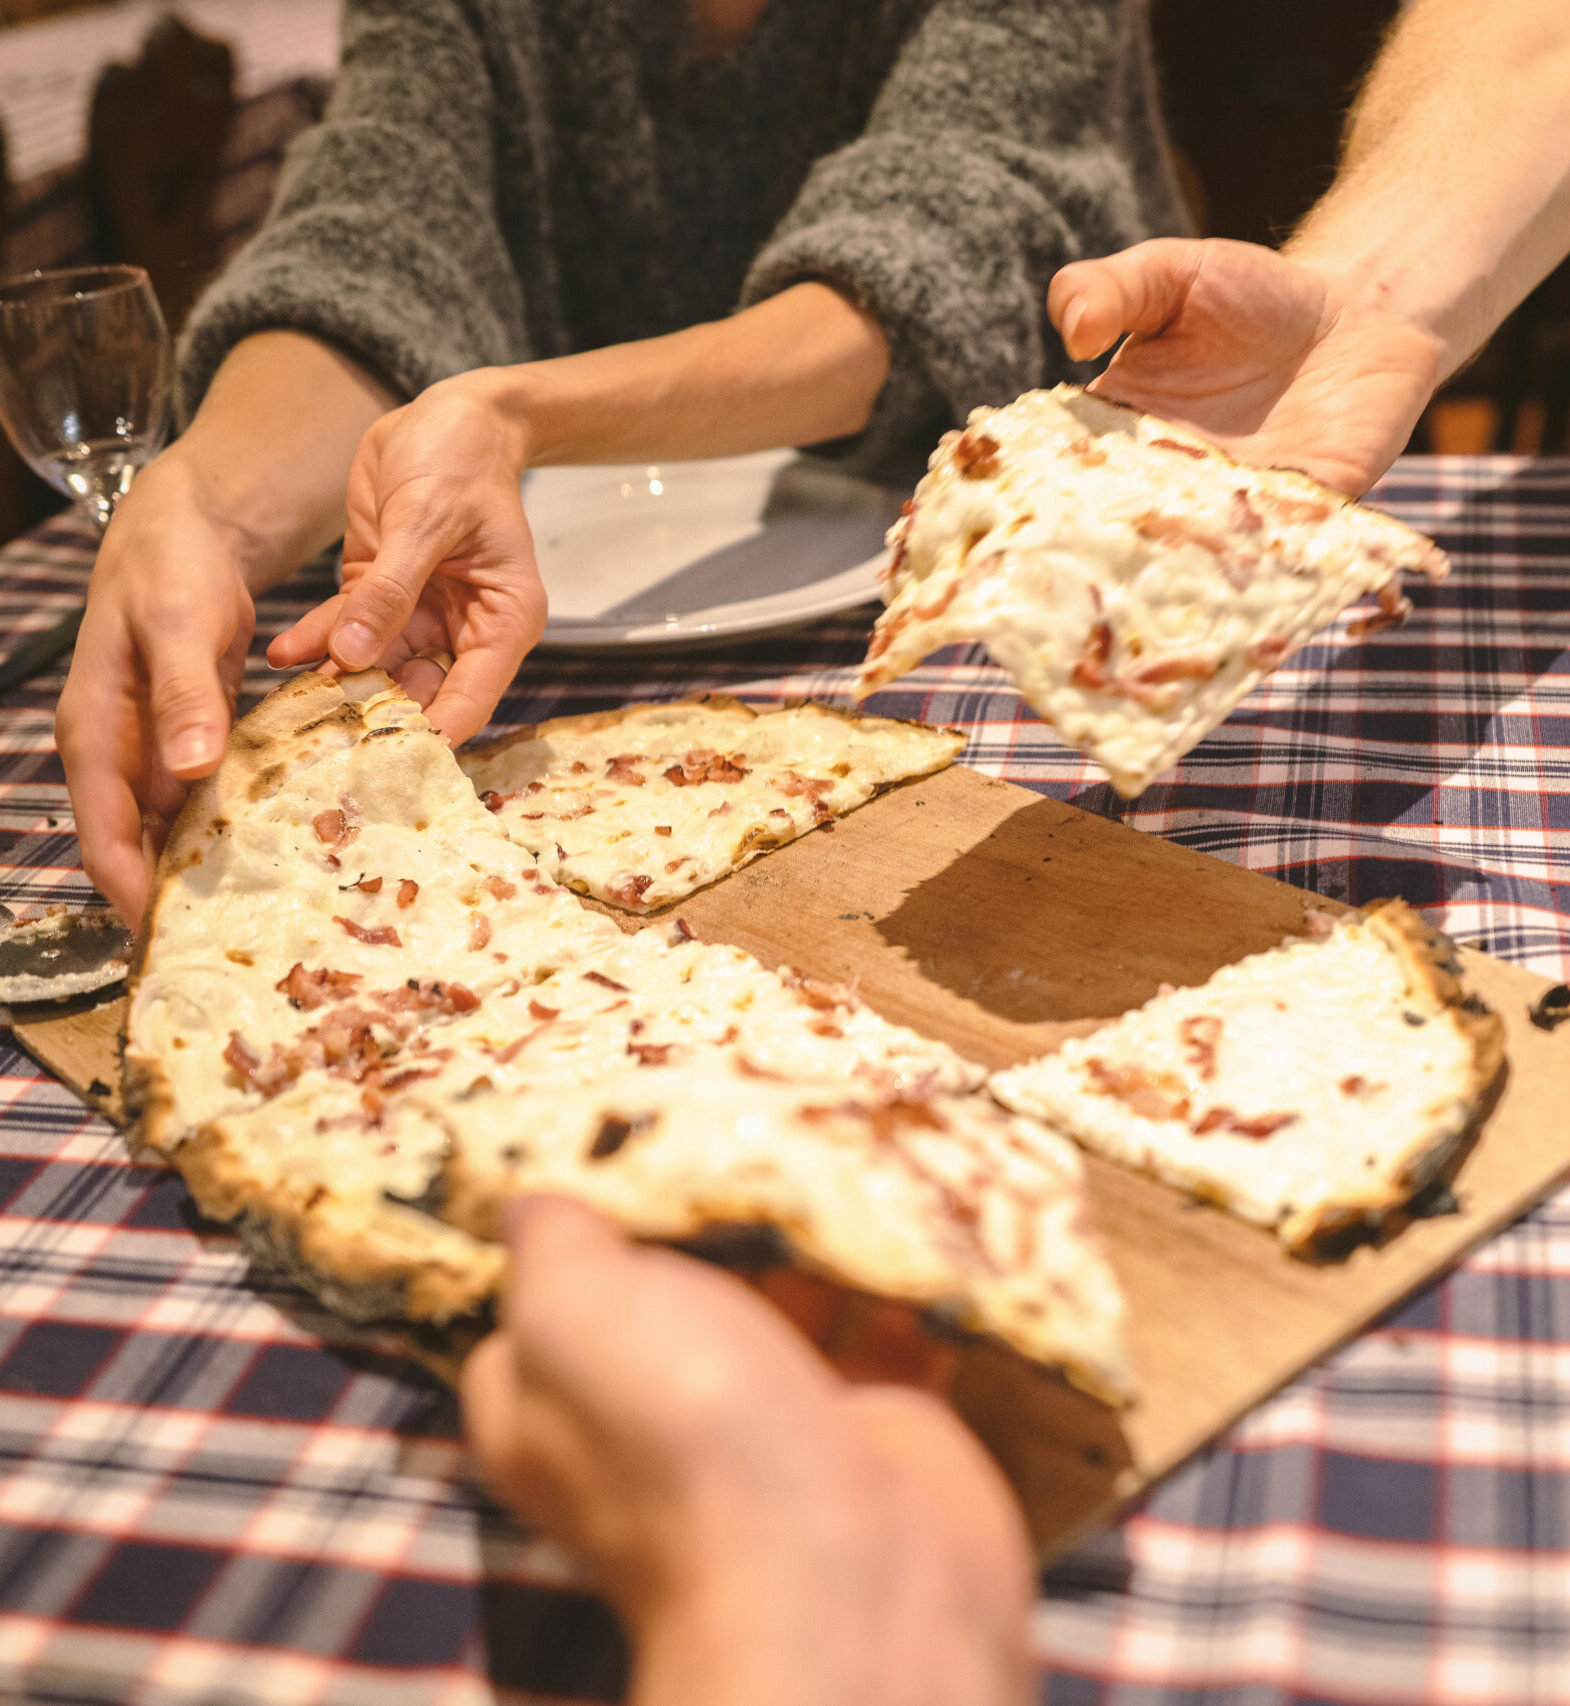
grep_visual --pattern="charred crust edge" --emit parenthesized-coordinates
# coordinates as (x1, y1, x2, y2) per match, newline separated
(1284, 898, 1507, 1259)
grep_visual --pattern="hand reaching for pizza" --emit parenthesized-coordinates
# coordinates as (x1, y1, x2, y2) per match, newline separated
(1048, 238, 1445, 496)
(462, 1196, 1034, 1706)
(57, 453, 257, 927)
(267, 373, 548, 744)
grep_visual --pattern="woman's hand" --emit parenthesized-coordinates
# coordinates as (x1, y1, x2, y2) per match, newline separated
(462, 1196, 1033, 1706)
(269, 373, 548, 744)
(1048, 237, 1445, 495)
(55, 331, 400, 926)
(56, 452, 257, 925)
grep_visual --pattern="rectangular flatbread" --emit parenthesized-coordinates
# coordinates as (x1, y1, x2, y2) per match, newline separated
(124, 671, 1134, 1406)
(460, 695, 963, 910)
(856, 386, 1449, 797)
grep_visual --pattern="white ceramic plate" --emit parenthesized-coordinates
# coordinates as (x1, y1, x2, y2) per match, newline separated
(526, 450, 902, 652)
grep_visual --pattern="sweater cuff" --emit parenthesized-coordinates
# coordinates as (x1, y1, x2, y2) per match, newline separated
(740, 141, 1116, 485)
(177, 168, 526, 423)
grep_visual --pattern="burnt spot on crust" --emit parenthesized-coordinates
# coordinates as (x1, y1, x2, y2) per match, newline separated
(1529, 984, 1570, 1031)
(920, 1296, 982, 1344)
(294, 702, 366, 737)
(1149, 436, 1209, 460)
(678, 1220, 791, 1270)
(587, 1110, 658, 1161)
(246, 763, 287, 802)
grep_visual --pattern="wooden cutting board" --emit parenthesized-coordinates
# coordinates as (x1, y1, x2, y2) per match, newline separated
(12, 765, 1570, 1558)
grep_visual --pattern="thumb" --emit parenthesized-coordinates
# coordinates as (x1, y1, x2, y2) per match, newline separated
(1049, 238, 1207, 361)
(503, 1194, 627, 1296)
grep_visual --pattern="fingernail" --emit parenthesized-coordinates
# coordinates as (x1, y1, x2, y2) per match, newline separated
(333, 621, 378, 669)
(170, 731, 216, 772)
(1062, 300, 1085, 352)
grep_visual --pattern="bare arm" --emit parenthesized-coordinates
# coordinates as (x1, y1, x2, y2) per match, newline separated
(488, 281, 888, 467)
(1047, 0, 1570, 492)
(175, 330, 399, 589)
(56, 331, 396, 923)
(1289, 0, 1570, 380)
(267, 281, 888, 731)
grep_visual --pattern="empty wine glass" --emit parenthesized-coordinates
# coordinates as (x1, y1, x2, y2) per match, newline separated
(0, 264, 171, 533)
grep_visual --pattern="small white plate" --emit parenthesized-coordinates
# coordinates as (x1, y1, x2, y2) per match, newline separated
(527, 450, 902, 652)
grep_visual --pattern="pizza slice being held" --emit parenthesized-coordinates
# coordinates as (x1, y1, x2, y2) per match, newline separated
(990, 900, 1504, 1255)
(422, 1058, 1135, 1406)
(855, 386, 1449, 797)
(460, 696, 962, 910)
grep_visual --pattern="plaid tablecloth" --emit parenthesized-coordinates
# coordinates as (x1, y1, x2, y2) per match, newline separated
(0, 455, 1566, 1705)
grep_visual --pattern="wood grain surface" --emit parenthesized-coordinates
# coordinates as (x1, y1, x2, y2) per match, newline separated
(12, 765, 1569, 1557)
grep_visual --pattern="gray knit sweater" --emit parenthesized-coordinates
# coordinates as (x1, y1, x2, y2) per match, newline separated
(180, 0, 1188, 482)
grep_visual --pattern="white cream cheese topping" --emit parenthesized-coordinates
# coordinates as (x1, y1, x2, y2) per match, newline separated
(857, 386, 1449, 796)
(460, 700, 962, 908)
(991, 911, 1481, 1247)
(127, 677, 1131, 1397)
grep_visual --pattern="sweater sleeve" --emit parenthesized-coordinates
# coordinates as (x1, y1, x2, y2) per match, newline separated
(175, 0, 529, 422)
(739, 0, 1190, 482)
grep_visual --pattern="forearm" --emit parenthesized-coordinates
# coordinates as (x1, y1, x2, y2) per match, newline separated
(1288, 0, 1570, 378)
(168, 330, 398, 589)
(474, 283, 889, 468)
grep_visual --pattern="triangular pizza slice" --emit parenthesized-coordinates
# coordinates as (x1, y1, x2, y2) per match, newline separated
(856, 386, 1449, 796)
